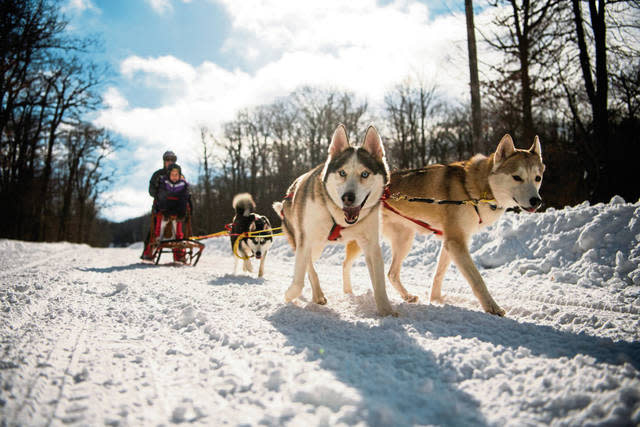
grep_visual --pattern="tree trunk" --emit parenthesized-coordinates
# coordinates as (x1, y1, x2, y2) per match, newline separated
(572, 0, 610, 201)
(590, 0, 610, 200)
(465, 0, 484, 153)
(511, 0, 535, 143)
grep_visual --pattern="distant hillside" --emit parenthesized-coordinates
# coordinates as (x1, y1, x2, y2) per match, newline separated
(106, 214, 150, 247)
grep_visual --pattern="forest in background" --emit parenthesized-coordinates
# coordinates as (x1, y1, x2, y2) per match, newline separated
(0, 0, 116, 246)
(2, 1, 639, 247)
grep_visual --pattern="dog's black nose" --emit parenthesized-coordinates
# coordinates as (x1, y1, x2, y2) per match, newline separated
(256, 251, 262, 258)
(342, 192, 356, 207)
(529, 197, 542, 208)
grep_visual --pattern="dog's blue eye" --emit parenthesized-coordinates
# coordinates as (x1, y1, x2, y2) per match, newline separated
(339, 170, 347, 177)
(512, 175, 523, 182)
(535, 176, 541, 182)
(361, 171, 369, 178)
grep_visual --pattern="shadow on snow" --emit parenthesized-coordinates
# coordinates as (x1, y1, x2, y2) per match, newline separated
(267, 303, 487, 427)
(208, 273, 265, 286)
(267, 297, 639, 426)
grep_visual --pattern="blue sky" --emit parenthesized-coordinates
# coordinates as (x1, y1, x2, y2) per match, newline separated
(63, 0, 493, 222)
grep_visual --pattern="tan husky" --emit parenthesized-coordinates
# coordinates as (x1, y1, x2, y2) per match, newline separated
(343, 134, 545, 316)
(273, 125, 396, 316)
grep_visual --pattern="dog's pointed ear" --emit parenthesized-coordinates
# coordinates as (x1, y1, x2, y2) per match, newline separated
(494, 134, 515, 169)
(328, 124, 350, 157)
(529, 135, 542, 158)
(362, 125, 385, 161)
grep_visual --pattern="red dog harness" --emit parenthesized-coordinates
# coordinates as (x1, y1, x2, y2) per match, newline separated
(282, 192, 346, 241)
(380, 187, 443, 235)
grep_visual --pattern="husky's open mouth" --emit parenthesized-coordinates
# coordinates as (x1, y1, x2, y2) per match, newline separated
(343, 193, 369, 224)
(513, 197, 539, 213)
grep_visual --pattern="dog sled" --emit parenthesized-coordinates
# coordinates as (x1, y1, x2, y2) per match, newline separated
(146, 206, 205, 266)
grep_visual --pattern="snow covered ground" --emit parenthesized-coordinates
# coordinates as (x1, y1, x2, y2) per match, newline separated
(1, 197, 639, 426)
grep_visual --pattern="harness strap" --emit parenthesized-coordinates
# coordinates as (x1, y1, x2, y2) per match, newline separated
(327, 221, 344, 241)
(474, 205, 482, 224)
(381, 199, 443, 235)
(381, 185, 494, 230)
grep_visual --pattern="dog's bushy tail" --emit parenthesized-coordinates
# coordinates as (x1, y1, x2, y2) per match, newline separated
(272, 201, 284, 218)
(272, 200, 296, 250)
(232, 193, 256, 216)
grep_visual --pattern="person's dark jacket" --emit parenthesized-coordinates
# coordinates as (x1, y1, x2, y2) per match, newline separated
(149, 167, 167, 199)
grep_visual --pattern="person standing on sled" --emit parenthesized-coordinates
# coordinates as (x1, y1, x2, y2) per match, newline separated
(141, 150, 181, 260)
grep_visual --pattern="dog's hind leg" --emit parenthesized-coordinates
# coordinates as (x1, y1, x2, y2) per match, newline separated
(386, 224, 418, 303)
(444, 238, 505, 316)
(285, 244, 309, 302)
(342, 240, 361, 294)
(430, 243, 451, 303)
(307, 260, 326, 305)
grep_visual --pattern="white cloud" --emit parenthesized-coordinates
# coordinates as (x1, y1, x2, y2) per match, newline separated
(145, 0, 192, 15)
(146, 0, 173, 14)
(121, 55, 198, 84)
(97, 0, 503, 220)
(102, 87, 129, 110)
(63, 0, 100, 14)
(101, 188, 152, 222)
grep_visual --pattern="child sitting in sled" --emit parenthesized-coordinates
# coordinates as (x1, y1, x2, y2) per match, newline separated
(153, 164, 190, 262)
(156, 163, 190, 220)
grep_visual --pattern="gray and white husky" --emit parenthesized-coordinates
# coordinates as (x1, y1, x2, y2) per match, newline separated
(273, 124, 396, 316)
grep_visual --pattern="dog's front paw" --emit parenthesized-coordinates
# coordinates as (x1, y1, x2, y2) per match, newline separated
(429, 294, 445, 304)
(403, 294, 419, 303)
(484, 301, 506, 317)
(284, 284, 303, 302)
(378, 305, 399, 317)
(313, 296, 327, 305)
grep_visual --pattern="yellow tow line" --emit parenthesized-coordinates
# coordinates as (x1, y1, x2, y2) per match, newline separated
(190, 226, 284, 260)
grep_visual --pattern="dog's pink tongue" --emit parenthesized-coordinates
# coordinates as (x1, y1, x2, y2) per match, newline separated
(343, 206, 361, 222)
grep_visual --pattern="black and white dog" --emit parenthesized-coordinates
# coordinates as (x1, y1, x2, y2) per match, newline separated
(230, 193, 273, 277)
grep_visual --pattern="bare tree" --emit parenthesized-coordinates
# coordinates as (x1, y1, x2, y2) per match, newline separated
(465, 0, 484, 153)
(0, 0, 110, 243)
(483, 0, 567, 142)
(384, 77, 439, 168)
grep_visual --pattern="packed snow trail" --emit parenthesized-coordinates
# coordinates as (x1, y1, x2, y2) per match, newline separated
(1, 198, 639, 426)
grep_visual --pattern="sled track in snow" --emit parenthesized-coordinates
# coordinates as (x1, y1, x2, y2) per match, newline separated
(521, 294, 640, 315)
(0, 247, 78, 280)
(437, 288, 640, 316)
(2, 319, 87, 425)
